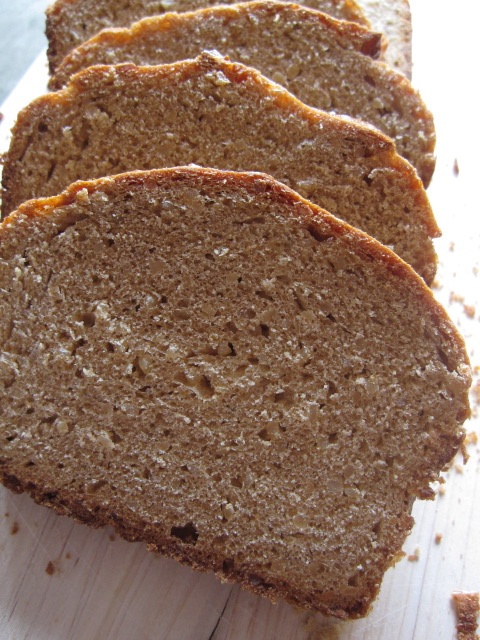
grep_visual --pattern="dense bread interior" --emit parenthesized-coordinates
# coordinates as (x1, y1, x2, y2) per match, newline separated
(46, 0, 369, 73)
(0, 169, 470, 618)
(49, 2, 433, 185)
(2, 55, 438, 283)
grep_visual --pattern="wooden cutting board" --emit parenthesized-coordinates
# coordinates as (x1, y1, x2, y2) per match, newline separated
(1, 1, 479, 638)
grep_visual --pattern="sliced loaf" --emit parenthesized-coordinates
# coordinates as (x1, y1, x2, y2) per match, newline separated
(0, 167, 470, 619)
(1, 54, 439, 283)
(49, 2, 433, 185)
(45, 0, 370, 73)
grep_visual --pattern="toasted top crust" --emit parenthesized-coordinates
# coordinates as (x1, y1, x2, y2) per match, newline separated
(45, 0, 370, 73)
(0, 167, 471, 618)
(2, 53, 438, 283)
(49, 2, 433, 185)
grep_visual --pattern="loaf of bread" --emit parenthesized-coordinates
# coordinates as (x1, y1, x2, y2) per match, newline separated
(48, 2, 432, 185)
(45, 0, 372, 74)
(1, 53, 439, 283)
(0, 167, 470, 619)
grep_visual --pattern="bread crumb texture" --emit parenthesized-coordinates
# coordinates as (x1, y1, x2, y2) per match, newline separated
(0, 168, 470, 619)
(452, 592, 480, 640)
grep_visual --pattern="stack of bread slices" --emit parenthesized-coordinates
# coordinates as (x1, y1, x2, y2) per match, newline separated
(0, 0, 472, 621)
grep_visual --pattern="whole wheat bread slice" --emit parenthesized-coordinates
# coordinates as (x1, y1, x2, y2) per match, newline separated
(49, 2, 433, 185)
(45, 0, 369, 73)
(1, 53, 439, 283)
(0, 167, 470, 619)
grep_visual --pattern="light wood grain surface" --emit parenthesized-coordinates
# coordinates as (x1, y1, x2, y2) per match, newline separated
(1, 1, 479, 638)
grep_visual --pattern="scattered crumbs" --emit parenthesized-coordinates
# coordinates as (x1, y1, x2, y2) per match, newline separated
(407, 546, 421, 562)
(435, 532, 443, 545)
(4, 512, 9, 518)
(453, 158, 460, 176)
(464, 305, 476, 319)
(10, 521, 19, 535)
(465, 432, 478, 447)
(431, 278, 442, 290)
(45, 561, 56, 576)
(455, 463, 465, 474)
(65, 552, 71, 560)
(450, 291, 464, 303)
(109, 533, 116, 542)
(472, 380, 480, 407)
(301, 611, 341, 640)
(439, 484, 447, 496)
(450, 243, 456, 253)
(452, 592, 479, 640)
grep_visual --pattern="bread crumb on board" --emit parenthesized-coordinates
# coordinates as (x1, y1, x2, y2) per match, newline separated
(434, 533, 443, 545)
(45, 561, 56, 576)
(452, 592, 479, 640)
(465, 432, 478, 447)
(301, 612, 341, 640)
(447, 292, 476, 319)
(407, 546, 421, 562)
(463, 304, 476, 319)
(472, 380, 480, 407)
(10, 521, 19, 535)
(453, 158, 460, 176)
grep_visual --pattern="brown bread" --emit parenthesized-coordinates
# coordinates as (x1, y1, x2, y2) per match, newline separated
(45, 0, 372, 74)
(49, 2, 433, 185)
(1, 53, 439, 283)
(0, 167, 471, 619)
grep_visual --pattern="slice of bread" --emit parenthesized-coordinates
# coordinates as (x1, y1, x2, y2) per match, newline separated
(0, 167, 470, 619)
(1, 53, 439, 284)
(45, 0, 369, 74)
(48, 2, 433, 185)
